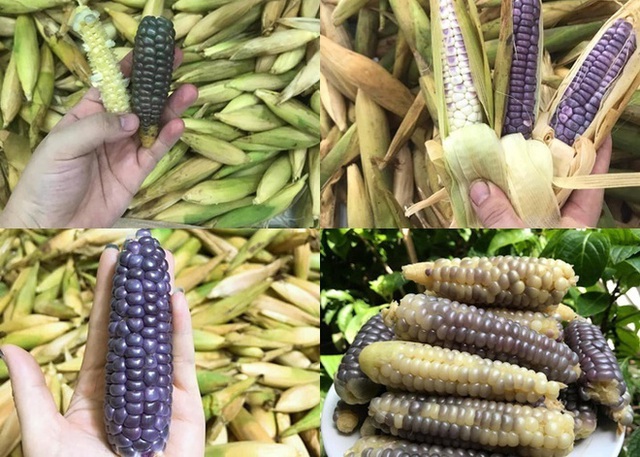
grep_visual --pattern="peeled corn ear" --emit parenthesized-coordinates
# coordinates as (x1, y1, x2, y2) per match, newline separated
(71, 6, 131, 114)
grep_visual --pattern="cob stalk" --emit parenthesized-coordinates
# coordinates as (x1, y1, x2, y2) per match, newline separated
(131, 16, 176, 148)
(71, 6, 131, 114)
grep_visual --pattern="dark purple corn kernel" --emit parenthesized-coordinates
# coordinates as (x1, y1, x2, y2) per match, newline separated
(105, 229, 172, 457)
(564, 319, 633, 425)
(131, 17, 176, 148)
(334, 313, 395, 405)
(346, 435, 503, 457)
(503, 0, 541, 138)
(550, 18, 636, 146)
(559, 384, 597, 439)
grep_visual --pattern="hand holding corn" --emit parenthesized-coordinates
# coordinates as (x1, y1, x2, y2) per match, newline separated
(0, 51, 198, 228)
(469, 136, 613, 228)
(0, 242, 205, 457)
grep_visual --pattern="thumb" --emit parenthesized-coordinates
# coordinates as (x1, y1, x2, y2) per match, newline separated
(469, 180, 525, 228)
(44, 112, 139, 159)
(1, 345, 61, 436)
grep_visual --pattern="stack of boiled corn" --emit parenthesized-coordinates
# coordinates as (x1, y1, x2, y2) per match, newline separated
(0, 0, 320, 227)
(0, 228, 321, 457)
(333, 255, 633, 457)
(321, 0, 640, 227)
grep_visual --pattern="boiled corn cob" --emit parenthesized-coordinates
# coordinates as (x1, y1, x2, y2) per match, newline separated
(485, 308, 562, 340)
(334, 313, 395, 405)
(563, 319, 633, 426)
(369, 392, 575, 456)
(131, 16, 176, 148)
(502, 0, 542, 138)
(105, 229, 173, 457)
(438, 0, 483, 132)
(71, 6, 131, 114)
(383, 294, 581, 383)
(402, 256, 577, 310)
(359, 341, 563, 403)
(332, 400, 366, 434)
(549, 18, 636, 146)
(345, 435, 503, 457)
(559, 384, 597, 440)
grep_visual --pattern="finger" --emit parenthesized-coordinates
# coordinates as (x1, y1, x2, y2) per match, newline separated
(44, 112, 139, 160)
(470, 180, 526, 228)
(170, 291, 199, 393)
(561, 135, 612, 227)
(0, 345, 61, 436)
(52, 88, 106, 131)
(137, 118, 185, 173)
(160, 84, 198, 125)
(74, 245, 119, 398)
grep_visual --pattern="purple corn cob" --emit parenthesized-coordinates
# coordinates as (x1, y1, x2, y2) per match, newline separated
(104, 229, 173, 457)
(559, 384, 597, 440)
(334, 313, 395, 405)
(550, 18, 636, 146)
(503, 0, 542, 138)
(383, 294, 581, 383)
(563, 320, 633, 426)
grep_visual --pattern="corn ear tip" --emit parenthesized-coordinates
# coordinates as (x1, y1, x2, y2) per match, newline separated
(71, 6, 99, 33)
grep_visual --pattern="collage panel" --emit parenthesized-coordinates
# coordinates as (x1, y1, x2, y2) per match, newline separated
(0, 0, 319, 229)
(0, 228, 320, 456)
(320, 0, 640, 228)
(320, 229, 640, 457)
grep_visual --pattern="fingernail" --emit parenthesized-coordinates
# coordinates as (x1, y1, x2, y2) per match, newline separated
(120, 114, 137, 131)
(470, 180, 491, 206)
(0, 348, 5, 360)
(105, 243, 119, 251)
(174, 287, 184, 295)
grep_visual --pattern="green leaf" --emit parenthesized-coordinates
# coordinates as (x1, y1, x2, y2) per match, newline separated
(617, 305, 640, 327)
(610, 245, 640, 265)
(320, 355, 343, 379)
(369, 272, 406, 301)
(606, 229, 640, 246)
(541, 231, 610, 286)
(617, 327, 640, 358)
(335, 303, 354, 333)
(487, 230, 536, 255)
(575, 291, 611, 317)
(626, 425, 640, 457)
(617, 257, 640, 292)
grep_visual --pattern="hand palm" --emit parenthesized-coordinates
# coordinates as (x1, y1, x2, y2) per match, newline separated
(1, 248, 205, 457)
(2, 51, 197, 228)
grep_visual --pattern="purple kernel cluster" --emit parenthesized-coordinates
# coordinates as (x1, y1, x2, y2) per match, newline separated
(334, 313, 395, 405)
(104, 229, 173, 457)
(503, 0, 541, 138)
(550, 18, 636, 146)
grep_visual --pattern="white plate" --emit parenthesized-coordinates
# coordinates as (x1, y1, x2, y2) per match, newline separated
(322, 385, 625, 457)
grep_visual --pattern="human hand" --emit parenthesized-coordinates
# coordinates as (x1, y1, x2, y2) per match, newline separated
(0, 245, 205, 457)
(469, 136, 613, 228)
(0, 51, 198, 228)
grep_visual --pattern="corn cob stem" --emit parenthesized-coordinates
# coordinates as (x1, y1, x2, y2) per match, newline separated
(334, 313, 395, 405)
(383, 294, 581, 383)
(359, 341, 563, 403)
(369, 392, 575, 456)
(71, 6, 131, 114)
